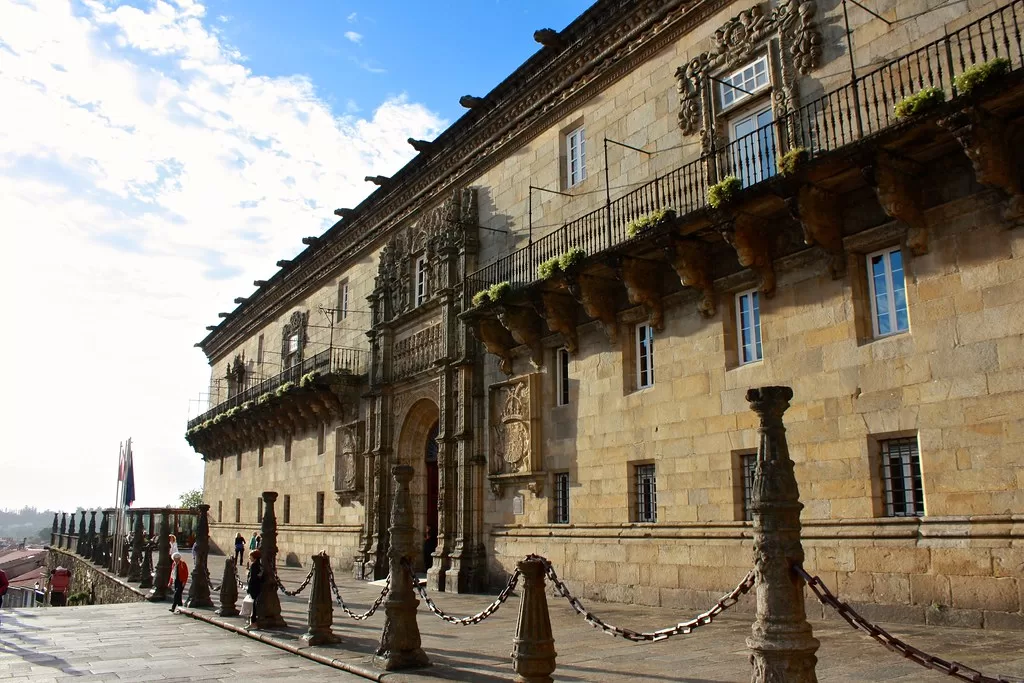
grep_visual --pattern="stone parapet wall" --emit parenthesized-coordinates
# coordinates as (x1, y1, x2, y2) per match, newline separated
(46, 547, 145, 606)
(209, 522, 360, 570)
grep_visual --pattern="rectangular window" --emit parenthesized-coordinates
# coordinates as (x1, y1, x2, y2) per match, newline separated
(217, 501, 222, 523)
(635, 464, 657, 523)
(258, 445, 264, 468)
(284, 435, 292, 463)
(736, 289, 763, 365)
(236, 451, 242, 472)
(257, 497, 263, 523)
(285, 333, 300, 367)
(636, 324, 655, 389)
(556, 348, 570, 406)
(730, 104, 775, 187)
(415, 257, 427, 306)
(566, 126, 586, 187)
(338, 280, 349, 321)
(880, 437, 924, 517)
(867, 247, 909, 338)
(257, 334, 264, 366)
(741, 453, 757, 521)
(719, 55, 770, 108)
(234, 499, 241, 524)
(219, 456, 224, 476)
(553, 472, 570, 524)
(316, 492, 325, 524)
(317, 422, 326, 456)
(283, 494, 291, 524)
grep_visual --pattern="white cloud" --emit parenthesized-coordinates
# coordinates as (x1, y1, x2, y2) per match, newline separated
(347, 11, 358, 23)
(0, 0, 445, 511)
(344, 30, 362, 44)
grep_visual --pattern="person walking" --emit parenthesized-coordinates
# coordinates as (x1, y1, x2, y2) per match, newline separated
(168, 552, 189, 613)
(49, 566, 71, 607)
(234, 533, 245, 566)
(244, 549, 262, 628)
(168, 534, 179, 558)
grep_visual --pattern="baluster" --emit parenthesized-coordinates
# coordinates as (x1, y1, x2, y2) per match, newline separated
(982, 16, 992, 62)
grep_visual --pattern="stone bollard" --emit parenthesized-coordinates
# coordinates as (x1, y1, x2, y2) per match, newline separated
(59, 513, 67, 548)
(67, 513, 76, 551)
(140, 542, 154, 589)
(252, 491, 286, 629)
(128, 512, 144, 582)
(148, 509, 172, 601)
(77, 514, 87, 555)
(511, 558, 557, 683)
(374, 465, 429, 671)
(186, 504, 214, 608)
(51, 513, 58, 547)
(93, 511, 107, 565)
(217, 557, 240, 617)
(86, 510, 97, 560)
(117, 534, 131, 577)
(303, 552, 340, 646)
(746, 387, 819, 683)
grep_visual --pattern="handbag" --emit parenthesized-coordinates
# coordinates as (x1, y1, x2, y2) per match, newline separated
(240, 594, 254, 618)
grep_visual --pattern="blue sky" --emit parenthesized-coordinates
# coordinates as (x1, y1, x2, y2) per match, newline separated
(0, 0, 593, 512)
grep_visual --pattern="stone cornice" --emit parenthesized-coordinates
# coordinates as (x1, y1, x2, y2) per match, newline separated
(200, 0, 733, 362)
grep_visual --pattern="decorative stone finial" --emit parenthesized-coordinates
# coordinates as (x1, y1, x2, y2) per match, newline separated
(533, 28, 565, 50)
(511, 558, 557, 683)
(253, 491, 286, 629)
(205, 325, 217, 331)
(459, 95, 486, 109)
(217, 312, 229, 318)
(303, 552, 341, 645)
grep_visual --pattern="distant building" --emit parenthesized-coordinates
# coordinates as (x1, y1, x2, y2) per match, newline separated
(188, 0, 1024, 625)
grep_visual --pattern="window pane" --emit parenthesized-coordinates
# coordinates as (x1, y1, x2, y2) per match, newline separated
(889, 250, 909, 332)
(871, 255, 891, 335)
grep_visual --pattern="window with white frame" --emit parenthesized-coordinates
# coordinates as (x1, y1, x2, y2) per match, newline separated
(736, 288, 763, 365)
(730, 105, 776, 187)
(636, 323, 655, 389)
(634, 464, 657, 523)
(879, 437, 924, 517)
(867, 247, 909, 337)
(415, 256, 428, 306)
(566, 126, 586, 188)
(553, 472, 570, 524)
(719, 55, 770, 108)
(337, 281, 349, 321)
(556, 347, 570, 406)
(284, 332, 300, 367)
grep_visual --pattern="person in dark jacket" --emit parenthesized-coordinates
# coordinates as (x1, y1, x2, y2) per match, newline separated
(245, 549, 262, 628)
(234, 533, 245, 566)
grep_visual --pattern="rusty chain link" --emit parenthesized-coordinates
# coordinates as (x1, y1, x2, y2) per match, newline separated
(275, 566, 315, 597)
(326, 564, 390, 620)
(404, 557, 521, 625)
(794, 565, 1024, 683)
(534, 554, 755, 642)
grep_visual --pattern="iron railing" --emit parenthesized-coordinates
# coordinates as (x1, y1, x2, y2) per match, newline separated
(187, 346, 368, 430)
(464, 0, 1024, 299)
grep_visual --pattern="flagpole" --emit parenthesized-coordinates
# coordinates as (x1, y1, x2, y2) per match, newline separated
(112, 442, 123, 571)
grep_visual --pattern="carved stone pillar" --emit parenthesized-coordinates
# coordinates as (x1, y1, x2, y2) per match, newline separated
(511, 558, 557, 683)
(746, 386, 819, 683)
(93, 512, 107, 565)
(128, 512, 144, 582)
(147, 509, 171, 601)
(85, 510, 97, 560)
(76, 514, 86, 556)
(139, 542, 154, 590)
(59, 513, 67, 547)
(217, 557, 240, 617)
(67, 512, 76, 550)
(51, 513, 58, 547)
(187, 504, 214, 608)
(302, 552, 340, 645)
(117, 533, 131, 578)
(374, 465, 430, 671)
(254, 491, 286, 629)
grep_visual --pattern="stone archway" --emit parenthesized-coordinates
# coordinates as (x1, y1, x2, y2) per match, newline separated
(396, 397, 439, 573)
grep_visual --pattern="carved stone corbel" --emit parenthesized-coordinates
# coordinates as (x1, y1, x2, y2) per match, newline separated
(666, 237, 716, 318)
(789, 184, 845, 279)
(538, 291, 579, 353)
(939, 106, 1024, 228)
(527, 480, 543, 497)
(864, 150, 928, 255)
(720, 212, 777, 297)
(489, 480, 504, 499)
(564, 273, 620, 343)
(466, 314, 517, 376)
(496, 303, 545, 368)
(618, 257, 665, 331)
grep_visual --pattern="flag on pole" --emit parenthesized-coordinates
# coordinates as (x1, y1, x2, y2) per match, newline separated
(117, 442, 126, 481)
(122, 439, 136, 508)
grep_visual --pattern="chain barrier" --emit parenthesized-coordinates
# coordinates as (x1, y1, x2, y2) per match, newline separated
(275, 566, 315, 597)
(794, 565, 1024, 683)
(534, 554, 755, 642)
(403, 557, 520, 625)
(326, 564, 390, 620)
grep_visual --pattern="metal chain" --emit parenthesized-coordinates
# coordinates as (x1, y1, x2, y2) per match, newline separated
(326, 563, 390, 620)
(276, 566, 315, 597)
(533, 554, 755, 642)
(404, 557, 521, 625)
(794, 564, 1024, 683)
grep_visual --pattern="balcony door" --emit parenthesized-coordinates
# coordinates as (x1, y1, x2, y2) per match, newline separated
(730, 105, 776, 187)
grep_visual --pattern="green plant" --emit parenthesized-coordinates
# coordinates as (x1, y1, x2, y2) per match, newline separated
(626, 208, 671, 238)
(300, 371, 319, 387)
(707, 176, 742, 208)
(488, 281, 511, 303)
(68, 591, 91, 606)
(777, 147, 809, 176)
(471, 290, 490, 307)
(257, 394, 271, 406)
(954, 57, 1010, 94)
(274, 381, 295, 398)
(893, 86, 945, 118)
(537, 257, 561, 280)
(240, 401, 254, 411)
(558, 247, 586, 271)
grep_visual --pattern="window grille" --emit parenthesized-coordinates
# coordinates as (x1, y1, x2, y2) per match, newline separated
(257, 497, 263, 523)
(316, 492, 325, 524)
(635, 464, 657, 523)
(554, 472, 570, 524)
(557, 348, 570, 406)
(880, 437, 924, 517)
(741, 453, 757, 521)
(234, 499, 240, 524)
(283, 495, 291, 524)
(284, 435, 292, 463)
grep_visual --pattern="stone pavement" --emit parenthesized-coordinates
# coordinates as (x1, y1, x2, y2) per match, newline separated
(182, 557, 1024, 682)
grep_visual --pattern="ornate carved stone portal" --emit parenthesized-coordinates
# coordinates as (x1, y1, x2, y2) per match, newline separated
(789, 185, 845, 279)
(865, 150, 929, 255)
(666, 237, 717, 318)
(720, 213, 777, 297)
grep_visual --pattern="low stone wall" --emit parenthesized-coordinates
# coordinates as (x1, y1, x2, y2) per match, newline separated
(209, 522, 360, 571)
(46, 547, 145, 606)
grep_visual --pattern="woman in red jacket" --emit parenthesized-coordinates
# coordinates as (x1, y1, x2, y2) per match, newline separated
(168, 552, 189, 613)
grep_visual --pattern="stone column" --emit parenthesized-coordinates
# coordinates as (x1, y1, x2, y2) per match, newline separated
(117, 534, 131, 577)
(51, 513, 58, 546)
(139, 542, 154, 589)
(86, 510, 97, 560)
(93, 512, 107, 565)
(303, 552, 340, 645)
(147, 509, 172, 601)
(186, 504, 214, 608)
(128, 511, 144, 582)
(217, 557, 240, 617)
(59, 513, 67, 548)
(374, 465, 429, 671)
(746, 386, 819, 683)
(511, 558, 557, 683)
(77, 514, 86, 555)
(67, 513, 76, 551)
(253, 491, 286, 628)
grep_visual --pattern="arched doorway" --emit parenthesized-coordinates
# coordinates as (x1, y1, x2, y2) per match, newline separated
(424, 421, 439, 571)
(396, 397, 440, 573)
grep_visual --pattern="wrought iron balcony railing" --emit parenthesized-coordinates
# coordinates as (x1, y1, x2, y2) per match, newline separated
(464, 0, 1023, 299)
(187, 346, 367, 430)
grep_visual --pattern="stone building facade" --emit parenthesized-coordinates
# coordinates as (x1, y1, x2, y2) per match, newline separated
(189, 0, 1024, 627)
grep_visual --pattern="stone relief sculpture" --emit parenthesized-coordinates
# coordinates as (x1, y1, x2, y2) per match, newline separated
(489, 377, 536, 476)
(334, 422, 365, 499)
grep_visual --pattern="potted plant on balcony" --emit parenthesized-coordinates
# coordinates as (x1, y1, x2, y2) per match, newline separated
(537, 257, 561, 280)
(954, 57, 1011, 95)
(893, 86, 945, 119)
(777, 147, 810, 176)
(707, 176, 742, 209)
(626, 208, 675, 238)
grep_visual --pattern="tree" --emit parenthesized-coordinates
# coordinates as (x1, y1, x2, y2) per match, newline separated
(178, 489, 204, 508)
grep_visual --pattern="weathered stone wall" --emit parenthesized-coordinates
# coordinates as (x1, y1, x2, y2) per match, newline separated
(208, 522, 361, 570)
(46, 548, 144, 606)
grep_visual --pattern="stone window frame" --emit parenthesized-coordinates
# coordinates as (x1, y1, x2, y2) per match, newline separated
(414, 254, 428, 307)
(555, 347, 571, 407)
(844, 223, 909, 346)
(217, 501, 222, 523)
(735, 287, 764, 366)
(257, 333, 264, 366)
(337, 279, 350, 321)
(256, 497, 263, 524)
(867, 432, 925, 518)
(234, 498, 240, 524)
(258, 445, 264, 468)
(552, 471, 570, 524)
(317, 422, 327, 456)
(564, 123, 587, 189)
(315, 492, 325, 525)
(219, 456, 224, 476)
(865, 246, 910, 339)
(630, 461, 658, 524)
(732, 449, 758, 521)
(635, 323, 655, 390)
(284, 435, 292, 463)
(282, 494, 291, 525)
(235, 451, 242, 472)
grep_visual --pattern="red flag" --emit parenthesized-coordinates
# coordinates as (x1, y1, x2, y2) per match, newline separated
(117, 443, 126, 481)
